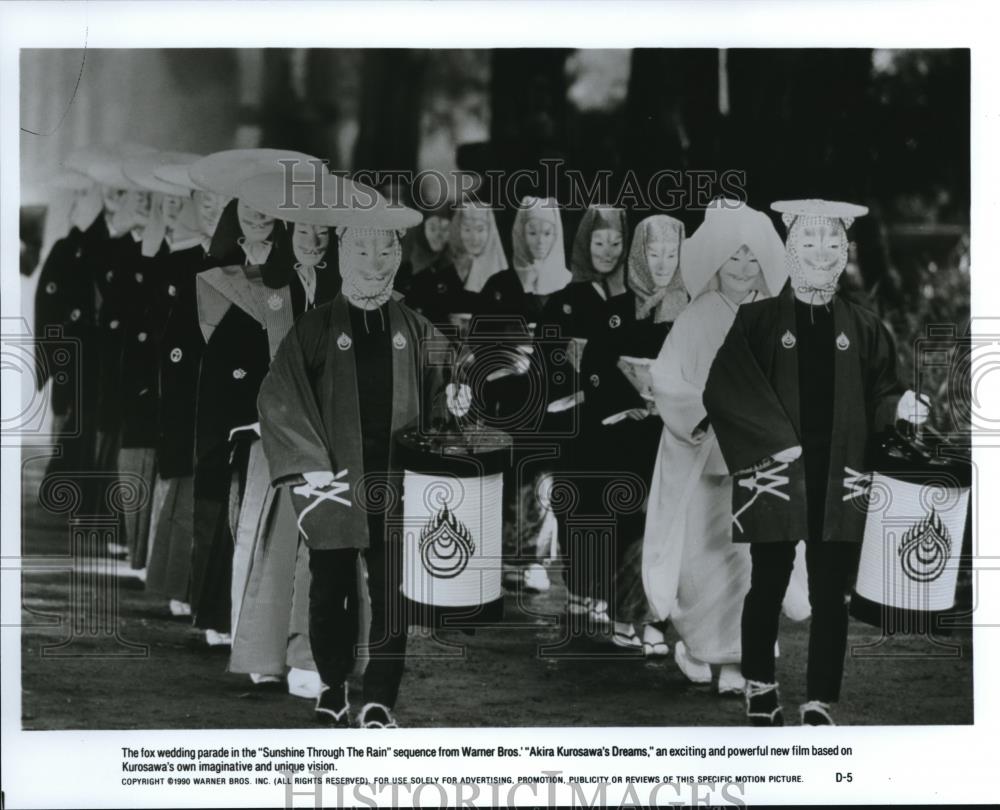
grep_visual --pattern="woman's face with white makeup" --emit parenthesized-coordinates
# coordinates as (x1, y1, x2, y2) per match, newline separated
(524, 216, 557, 261)
(589, 227, 624, 274)
(718, 244, 761, 300)
(292, 223, 330, 268)
(459, 214, 490, 257)
(424, 216, 450, 254)
(644, 236, 680, 286)
(161, 194, 186, 229)
(194, 190, 227, 237)
(236, 201, 275, 244)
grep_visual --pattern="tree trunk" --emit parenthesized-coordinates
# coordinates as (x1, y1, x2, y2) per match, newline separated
(353, 49, 426, 177)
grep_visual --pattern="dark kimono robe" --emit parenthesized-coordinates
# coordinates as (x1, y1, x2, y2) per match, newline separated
(92, 231, 143, 441)
(532, 281, 636, 600)
(145, 243, 220, 598)
(572, 295, 671, 611)
(703, 284, 903, 545)
(119, 242, 170, 450)
(403, 258, 480, 332)
(258, 294, 448, 551)
(155, 244, 219, 480)
(33, 219, 104, 475)
(190, 264, 295, 630)
(536, 280, 634, 406)
(476, 268, 549, 327)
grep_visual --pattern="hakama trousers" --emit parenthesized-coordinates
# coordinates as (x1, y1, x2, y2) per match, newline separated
(145, 475, 194, 601)
(91, 427, 124, 534)
(562, 418, 659, 617)
(229, 439, 316, 676)
(190, 495, 233, 632)
(308, 517, 406, 708)
(741, 541, 861, 702)
(116, 446, 156, 570)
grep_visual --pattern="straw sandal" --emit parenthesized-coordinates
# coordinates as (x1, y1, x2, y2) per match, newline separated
(315, 682, 350, 727)
(641, 624, 669, 657)
(358, 702, 399, 729)
(745, 680, 784, 726)
(611, 622, 642, 649)
(800, 700, 835, 726)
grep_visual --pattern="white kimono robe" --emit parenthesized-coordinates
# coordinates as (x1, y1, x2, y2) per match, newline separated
(641, 291, 809, 664)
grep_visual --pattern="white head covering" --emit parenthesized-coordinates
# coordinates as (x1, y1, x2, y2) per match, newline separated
(47, 169, 103, 237)
(511, 196, 571, 296)
(680, 200, 787, 299)
(627, 214, 688, 323)
(449, 202, 508, 293)
(39, 170, 103, 257)
(139, 193, 167, 258)
(109, 188, 157, 251)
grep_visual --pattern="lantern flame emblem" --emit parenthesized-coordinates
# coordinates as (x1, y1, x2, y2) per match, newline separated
(898, 507, 952, 583)
(419, 503, 475, 579)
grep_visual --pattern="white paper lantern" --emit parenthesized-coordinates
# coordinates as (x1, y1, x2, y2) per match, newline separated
(393, 426, 510, 625)
(401, 471, 503, 608)
(853, 472, 969, 627)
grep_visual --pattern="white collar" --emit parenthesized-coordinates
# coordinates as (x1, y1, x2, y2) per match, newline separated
(239, 237, 272, 266)
(295, 262, 320, 306)
(167, 233, 204, 253)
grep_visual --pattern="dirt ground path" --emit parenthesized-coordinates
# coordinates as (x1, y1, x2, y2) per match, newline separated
(18, 459, 973, 730)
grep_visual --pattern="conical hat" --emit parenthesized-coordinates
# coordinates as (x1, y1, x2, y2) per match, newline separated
(770, 199, 869, 230)
(238, 169, 422, 230)
(124, 151, 203, 196)
(48, 169, 94, 191)
(188, 149, 317, 199)
(67, 143, 156, 189)
(153, 162, 201, 193)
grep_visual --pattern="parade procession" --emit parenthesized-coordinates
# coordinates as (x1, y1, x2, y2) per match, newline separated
(18, 48, 973, 733)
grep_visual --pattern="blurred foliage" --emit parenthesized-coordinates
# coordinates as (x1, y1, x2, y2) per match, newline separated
(870, 50, 970, 225)
(879, 231, 971, 438)
(421, 49, 491, 141)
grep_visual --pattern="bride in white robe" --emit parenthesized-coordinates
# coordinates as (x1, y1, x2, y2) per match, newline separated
(641, 201, 810, 694)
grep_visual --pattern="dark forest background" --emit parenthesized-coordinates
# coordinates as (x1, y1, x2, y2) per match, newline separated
(21, 48, 971, 432)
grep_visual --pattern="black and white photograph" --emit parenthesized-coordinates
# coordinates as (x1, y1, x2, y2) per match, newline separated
(2, 2, 996, 807)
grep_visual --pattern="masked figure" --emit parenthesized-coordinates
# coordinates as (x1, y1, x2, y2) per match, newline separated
(394, 205, 453, 299)
(642, 202, 809, 694)
(218, 166, 341, 698)
(704, 198, 928, 725)
(257, 177, 465, 728)
(578, 214, 688, 656)
(188, 148, 314, 650)
(535, 205, 630, 626)
(139, 153, 228, 617)
(32, 168, 106, 481)
(405, 201, 507, 332)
